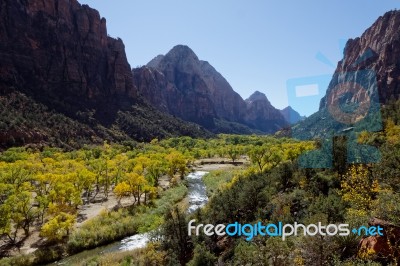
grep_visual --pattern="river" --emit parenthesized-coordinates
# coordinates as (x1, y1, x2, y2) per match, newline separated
(52, 171, 209, 265)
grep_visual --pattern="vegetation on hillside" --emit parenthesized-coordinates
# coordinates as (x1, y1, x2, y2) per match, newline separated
(0, 91, 212, 151)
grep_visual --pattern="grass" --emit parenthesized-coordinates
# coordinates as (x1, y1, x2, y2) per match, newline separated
(71, 243, 167, 266)
(56, 184, 189, 266)
(0, 184, 188, 266)
(202, 170, 237, 197)
(67, 184, 188, 252)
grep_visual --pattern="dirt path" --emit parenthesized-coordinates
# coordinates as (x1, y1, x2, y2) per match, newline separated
(193, 157, 249, 171)
(76, 193, 119, 226)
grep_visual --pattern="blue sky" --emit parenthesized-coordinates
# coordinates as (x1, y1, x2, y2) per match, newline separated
(79, 0, 400, 116)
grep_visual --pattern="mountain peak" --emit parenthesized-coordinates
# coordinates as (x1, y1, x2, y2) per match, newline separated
(0, 0, 211, 148)
(246, 91, 271, 104)
(147, 55, 164, 68)
(165, 45, 199, 61)
(282, 106, 294, 112)
(134, 47, 287, 133)
(280, 106, 304, 125)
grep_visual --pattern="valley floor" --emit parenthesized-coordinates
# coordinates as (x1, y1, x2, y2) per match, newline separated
(5, 159, 247, 259)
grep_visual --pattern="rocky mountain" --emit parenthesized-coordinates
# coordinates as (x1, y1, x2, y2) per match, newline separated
(280, 106, 305, 124)
(0, 0, 210, 149)
(133, 45, 287, 133)
(295, 10, 400, 139)
(320, 10, 400, 109)
(245, 91, 288, 132)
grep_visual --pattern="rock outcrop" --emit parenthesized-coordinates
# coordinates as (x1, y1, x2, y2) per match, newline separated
(295, 10, 400, 138)
(133, 45, 287, 133)
(358, 218, 400, 264)
(320, 10, 400, 110)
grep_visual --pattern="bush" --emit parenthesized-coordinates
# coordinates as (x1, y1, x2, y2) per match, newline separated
(187, 244, 217, 266)
(68, 184, 188, 253)
(68, 209, 139, 252)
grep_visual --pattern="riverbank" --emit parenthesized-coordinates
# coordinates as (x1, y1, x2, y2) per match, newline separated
(51, 171, 211, 266)
(56, 166, 242, 266)
(0, 162, 243, 266)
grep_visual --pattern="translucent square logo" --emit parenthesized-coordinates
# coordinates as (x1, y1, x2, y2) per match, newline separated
(287, 68, 382, 168)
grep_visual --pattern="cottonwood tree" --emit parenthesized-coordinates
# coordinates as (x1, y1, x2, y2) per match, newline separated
(249, 145, 283, 173)
(40, 212, 75, 243)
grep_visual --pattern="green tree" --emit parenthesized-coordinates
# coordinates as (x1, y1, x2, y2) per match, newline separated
(225, 145, 241, 163)
(249, 145, 283, 173)
(161, 206, 193, 265)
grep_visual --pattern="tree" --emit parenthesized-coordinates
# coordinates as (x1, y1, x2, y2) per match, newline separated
(88, 158, 110, 199)
(41, 172, 81, 219)
(2, 161, 32, 192)
(76, 169, 96, 204)
(146, 155, 167, 185)
(249, 145, 283, 173)
(133, 155, 151, 175)
(143, 185, 157, 205)
(7, 191, 36, 238)
(123, 172, 148, 205)
(0, 203, 12, 242)
(161, 207, 193, 265)
(166, 151, 188, 179)
(341, 164, 379, 222)
(225, 145, 240, 163)
(110, 153, 129, 184)
(187, 244, 216, 266)
(40, 212, 75, 243)
(114, 182, 130, 205)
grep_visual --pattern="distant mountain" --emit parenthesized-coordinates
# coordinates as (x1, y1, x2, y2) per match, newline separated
(280, 106, 305, 124)
(296, 10, 400, 138)
(133, 45, 287, 133)
(0, 0, 211, 149)
(245, 91, 289, 132)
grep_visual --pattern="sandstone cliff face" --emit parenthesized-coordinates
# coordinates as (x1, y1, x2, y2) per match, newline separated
(0, 0, 210, 148)
(320, 10, 400, 110)
(294, 11, 400, 139)
(133, 45, 287, 133)
(0, 0, 136, 119)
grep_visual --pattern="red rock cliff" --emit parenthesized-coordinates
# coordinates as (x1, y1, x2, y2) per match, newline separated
(320, 10, 400, 110)
(0, 0, 136, 120)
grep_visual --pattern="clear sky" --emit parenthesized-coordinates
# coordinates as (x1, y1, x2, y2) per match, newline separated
(79, 0, 400, 116)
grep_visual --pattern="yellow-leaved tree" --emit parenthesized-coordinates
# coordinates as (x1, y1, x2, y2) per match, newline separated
(341, 164, 380, 222)
(114, 181, 130, 205)
(40, 212, 75, 243)
(166, 151, 188, 179)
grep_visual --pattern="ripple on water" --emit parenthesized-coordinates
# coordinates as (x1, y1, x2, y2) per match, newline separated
(186, 171, 209, 213)
(119, 232, 151, 251)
